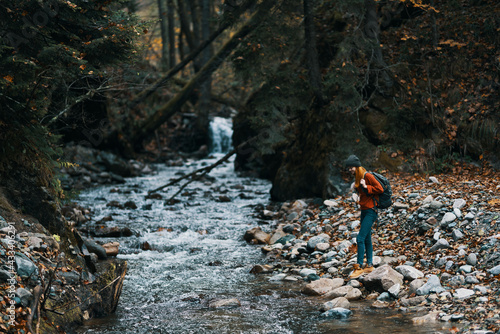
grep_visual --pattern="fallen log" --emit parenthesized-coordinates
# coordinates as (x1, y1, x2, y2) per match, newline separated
(149, 138, 253, 202)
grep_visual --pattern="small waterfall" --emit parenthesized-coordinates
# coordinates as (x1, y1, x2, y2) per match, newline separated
(208, 117, 233, 153)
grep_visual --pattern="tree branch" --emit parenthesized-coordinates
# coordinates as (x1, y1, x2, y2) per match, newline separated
(149, 137, 253, 196)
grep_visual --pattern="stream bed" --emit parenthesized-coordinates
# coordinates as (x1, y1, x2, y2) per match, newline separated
(75, 154, 455, 334)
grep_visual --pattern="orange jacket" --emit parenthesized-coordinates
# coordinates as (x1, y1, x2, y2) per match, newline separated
(356, 172, 384, 210)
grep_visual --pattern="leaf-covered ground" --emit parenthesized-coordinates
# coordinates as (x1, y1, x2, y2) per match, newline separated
(248, 162, 500, 333)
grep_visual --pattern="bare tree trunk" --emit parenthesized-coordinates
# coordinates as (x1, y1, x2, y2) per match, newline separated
(177, 0, 199, 72)
(364, 0, 393, 90)
(188, 0, 201, 43)
(430, 0, 438, 49)
(158, 0, 170, 69)
(195, 0, 212, 146)
(303, 0, 324, 105)
(131, 3, 270, 146)
(167, 0, 176, 68)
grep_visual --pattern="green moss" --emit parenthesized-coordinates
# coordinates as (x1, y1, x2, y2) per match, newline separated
(39, 297, 83, 333)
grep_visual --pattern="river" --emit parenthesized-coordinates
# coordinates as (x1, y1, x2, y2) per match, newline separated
(75, 118, 455, 334)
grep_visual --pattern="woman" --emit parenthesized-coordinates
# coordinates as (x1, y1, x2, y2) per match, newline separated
(345, 154, 384, 279)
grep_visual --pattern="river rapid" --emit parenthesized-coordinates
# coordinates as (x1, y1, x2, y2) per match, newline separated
(75, 119, 455, 334)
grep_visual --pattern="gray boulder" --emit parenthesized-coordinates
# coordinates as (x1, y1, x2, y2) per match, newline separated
(453, 288, 474, 300)
(453, 199, 466, 209)
(323, 285, 362, 300)
(409, 279, 426, 295)
(488, 265, 500, 276)
(451, 229, 464, 241)
(307, 234, 330, 251)
(416, 275, 445, 295)
(302, 277, 344, 296)
(388, 283, 401, 298)
(83, 238, 107, 260)
(440, 213, 456, 226)
(15, 254, 38, 278)
(400, 296, 426, 307)
(16, 287, 33, 307)
(320, 297, 350, 312)
(429, 239, 450, 252)
(362, 264, 404, 292)
(320, 307, 352, 319)
(466, 253, 478, 266)
(395, 265, 424, 280)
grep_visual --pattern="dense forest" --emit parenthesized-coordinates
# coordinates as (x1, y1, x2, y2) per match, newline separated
(0, 0, 499, 332)
(1, 0, 499, 218)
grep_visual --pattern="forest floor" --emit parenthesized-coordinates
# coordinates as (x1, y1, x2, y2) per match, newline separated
(246, 162, 500, 333)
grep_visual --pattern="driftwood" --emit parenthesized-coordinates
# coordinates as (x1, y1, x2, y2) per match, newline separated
(149, 139, 253, 203)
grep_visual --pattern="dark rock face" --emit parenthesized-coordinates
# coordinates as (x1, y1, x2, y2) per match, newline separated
(231, 112, 282, 180)
(271, 161, 329, 201)
(234, 109, 373, 201)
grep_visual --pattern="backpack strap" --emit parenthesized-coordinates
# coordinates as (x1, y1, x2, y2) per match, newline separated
(363, 172, 379, 210)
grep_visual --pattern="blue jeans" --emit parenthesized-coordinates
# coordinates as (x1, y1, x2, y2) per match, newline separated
(356, 208, 377, 266)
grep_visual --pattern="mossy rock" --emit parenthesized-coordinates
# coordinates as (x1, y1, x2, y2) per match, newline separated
(374, 151, 404, 172)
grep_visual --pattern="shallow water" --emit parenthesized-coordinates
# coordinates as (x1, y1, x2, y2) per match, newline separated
(76, 155, 456, 334)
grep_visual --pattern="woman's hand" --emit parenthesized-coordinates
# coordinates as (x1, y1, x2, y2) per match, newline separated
(360, 178, 367, 188)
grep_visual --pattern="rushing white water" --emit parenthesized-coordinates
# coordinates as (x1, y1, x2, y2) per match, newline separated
(76, 155, 308, 334)
(208, 117, 233, 153)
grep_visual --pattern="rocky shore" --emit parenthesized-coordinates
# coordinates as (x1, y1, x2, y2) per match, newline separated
(245, 166, 500, 333)
(0, 207, 128, 333)
(0, 145, 154, 333)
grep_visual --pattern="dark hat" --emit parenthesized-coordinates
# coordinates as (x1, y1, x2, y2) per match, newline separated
(345, 155, 361, 167)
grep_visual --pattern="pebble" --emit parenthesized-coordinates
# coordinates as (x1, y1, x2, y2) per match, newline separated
(15, 288, 33, 307)
(299, 269, 316, 277)
(464, 212, 475, 220)
(459, 265, 473, 273)
(416, 275, 445, 295)
(452, 229, 463, 241)
(269, 273, 287, 281)
(453, 199, 466, 209)
(429, 239, 450, 252)
(429, 177, 439, 184)
(440, 212, 456, 226)
(15, 254, 38, 278)
(474, 286, 488, 295)
(488, 265, 500, 275)
(323, 200, 338, 207)
(453, 288, 474, 300)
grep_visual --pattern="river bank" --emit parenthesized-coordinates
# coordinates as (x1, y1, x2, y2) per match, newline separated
(244, 163, 500, 333)
(0, 145, 157, 333)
